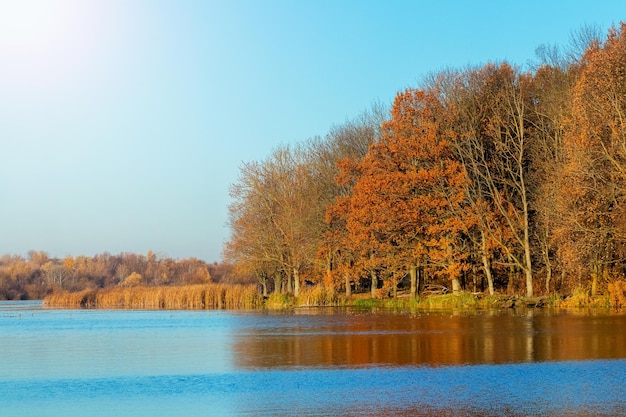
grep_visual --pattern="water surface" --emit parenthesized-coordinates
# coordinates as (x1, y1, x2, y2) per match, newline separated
(2, 301, 626, 416)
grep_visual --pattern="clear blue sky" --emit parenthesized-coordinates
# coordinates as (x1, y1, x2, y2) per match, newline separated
(0, 0, 624, 262)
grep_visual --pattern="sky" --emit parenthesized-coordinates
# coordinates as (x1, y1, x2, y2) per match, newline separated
(0, 0, 625, 262)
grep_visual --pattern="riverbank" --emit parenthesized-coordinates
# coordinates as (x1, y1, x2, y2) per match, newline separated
(275, 287, 612, 311)
(43, 283, 617, 311)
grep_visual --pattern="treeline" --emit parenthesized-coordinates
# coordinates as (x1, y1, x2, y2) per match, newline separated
(0, 250, 240, 300)
(225, 23, 626, 300)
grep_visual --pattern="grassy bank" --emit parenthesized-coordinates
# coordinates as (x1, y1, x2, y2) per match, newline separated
(265, 286, 617, 311)
(263, 287, 545, 310)
(44, 282, 622, 311)
(44, 283, 262, 310)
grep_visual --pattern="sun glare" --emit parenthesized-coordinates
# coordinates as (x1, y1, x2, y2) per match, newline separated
(0, 0, 107, 92)
(0, 1, 76, 56)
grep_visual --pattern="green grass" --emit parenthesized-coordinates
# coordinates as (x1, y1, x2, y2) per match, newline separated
(264, 293, 294, 309)
(418, 292, 479, 310)
(352, 298, 382, 308)
(308, 292, 481, 311)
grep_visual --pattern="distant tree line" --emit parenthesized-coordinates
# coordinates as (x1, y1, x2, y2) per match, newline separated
(0, 250, 240, 300)
(225, 23, 626, 299)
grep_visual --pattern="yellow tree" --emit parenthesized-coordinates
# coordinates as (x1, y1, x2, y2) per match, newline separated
(225, 157, 287, 295)
(558, 23, 626, 294)
(121, 271, 143, 287)
(226, 145, 325, 297)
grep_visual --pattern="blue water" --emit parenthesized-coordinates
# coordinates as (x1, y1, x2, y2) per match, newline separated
(2, 301, 626, 416)
(4, 362, 626, 417)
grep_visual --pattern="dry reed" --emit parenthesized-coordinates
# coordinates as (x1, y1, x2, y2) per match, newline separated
(608, 280, 626, 309)
(296, 285, 339, 307)
(44, 284, 262, 310)
(45, 289, 97, 308)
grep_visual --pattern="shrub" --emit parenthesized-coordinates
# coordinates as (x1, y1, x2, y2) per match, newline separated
(120, 272, 143, 287)
(558, 286, 590, 309)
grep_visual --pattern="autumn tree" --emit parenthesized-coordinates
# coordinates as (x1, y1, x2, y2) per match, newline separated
(42, 261, 70, 287)
(525, 63, 576, 293)
(557, 23, 626, 294)
(225, 152, 285, 294)
(0, 255, 40, 299)
(121, 271, 143, 287)
(318, 105, 386, 296)
(525, 24, 603, 293)
(441, 63, 537, 297)
(226, 105, 386, 298)
(340, 141, 402, 297)
(423, 67, 502, 295)
(337, 90, 471, 296)
(226, 145, 323, 296)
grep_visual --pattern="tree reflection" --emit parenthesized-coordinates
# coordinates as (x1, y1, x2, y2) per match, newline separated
(233, 310, 626, 369)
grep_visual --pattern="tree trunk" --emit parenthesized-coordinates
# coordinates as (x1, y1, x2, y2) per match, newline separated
(370, 269, 377, 298)
(524, 267, 533, 298)
(447, 244, 461, 294)
(591, 262, 599, 297)
(409, 265, 417, 299)
(545, 264, 552, 294)
(287, 268, 293, 294)
(274, 271, 282, 294)
(541, 230, 552, 294)
(516, 81, 533, 298)
(259, 273, 268, 297)
(520, 177, 534, 297)
(293, 268, 300, 297)
(507, 257, 515, 295)
(344, 274, 351, 298)
(451, 278, 462, 294)
(523, 227, 533, 297)
(472, 266, 477, 293)
(481, 230, 495, 296)
(370, 251, 377, 298)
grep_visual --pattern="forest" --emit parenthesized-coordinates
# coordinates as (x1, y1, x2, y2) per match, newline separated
(225, 23, 626, 302)
(0, 250, 236, 300)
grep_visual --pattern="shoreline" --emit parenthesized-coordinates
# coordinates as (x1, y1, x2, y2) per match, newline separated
(40, 284, 616, 311)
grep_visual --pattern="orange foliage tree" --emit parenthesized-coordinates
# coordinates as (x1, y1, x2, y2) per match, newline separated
(335, 89, 472, 296)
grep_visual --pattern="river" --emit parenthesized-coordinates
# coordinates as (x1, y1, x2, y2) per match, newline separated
(2, 301, 626, 416)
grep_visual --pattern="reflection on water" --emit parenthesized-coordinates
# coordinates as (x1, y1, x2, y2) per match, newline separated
(2, 302, 626, 416)
(234, 308, 626, 368)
